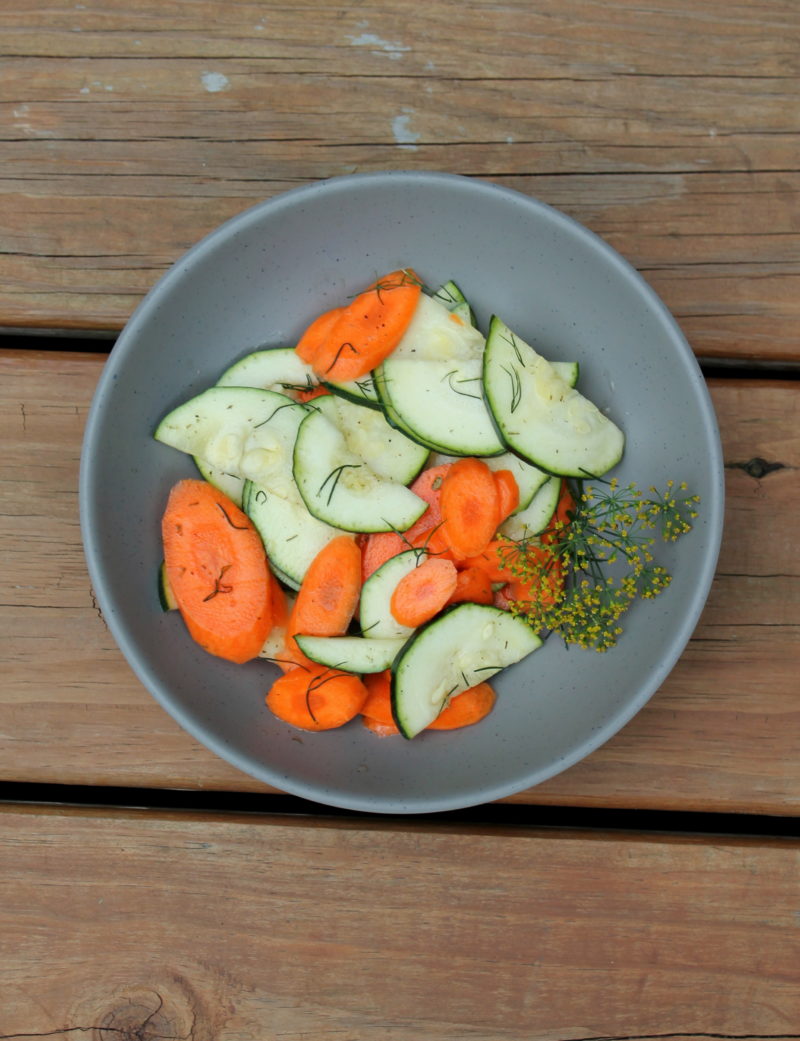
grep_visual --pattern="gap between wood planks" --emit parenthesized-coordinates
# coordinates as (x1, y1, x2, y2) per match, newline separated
(0, 782, 799, 839)
(2, 330, 800, 379)
(3, 328, 798, 837)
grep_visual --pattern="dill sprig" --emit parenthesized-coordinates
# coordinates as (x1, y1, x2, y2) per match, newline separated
(505, 477, 701, 652)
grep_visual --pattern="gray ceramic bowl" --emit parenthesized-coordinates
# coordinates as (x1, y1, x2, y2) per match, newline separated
(80, 171, 724, 813)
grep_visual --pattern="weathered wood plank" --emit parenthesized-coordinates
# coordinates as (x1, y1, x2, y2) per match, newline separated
(1, 349, 798, 812)
(0, 0, 797, 356)
(2, 803, 799, 1038)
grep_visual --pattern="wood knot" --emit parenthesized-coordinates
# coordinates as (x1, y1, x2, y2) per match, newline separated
(727, 456, 786, 480)
(97, 996, 175, 1041)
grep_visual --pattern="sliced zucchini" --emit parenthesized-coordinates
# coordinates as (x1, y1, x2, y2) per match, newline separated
(216, 346, 318, 400)
(391, 603, 542, 738)
(323, 372, 382, 409)
(292, 408, 427, 533)
(359, 549, 422, 639)
(552, 360, 580, 388)
(155, 387, 308, 491)
(373, 293, 504, 457)
(500, 474, 562, 539)
(432, 280, 477, 328)
(294, 634, 407, 674)
(375, 357, 505, 457)
(483, 317, 624, 477)
(193, 457, 245, 508)
(158, 561, 178, 612)
(258, 592, 295, 663)
(244, 479, 344, 590)
(311, 394, 429, 485)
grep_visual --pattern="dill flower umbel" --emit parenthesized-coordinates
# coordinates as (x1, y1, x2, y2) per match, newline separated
(505, 477, 701, 652)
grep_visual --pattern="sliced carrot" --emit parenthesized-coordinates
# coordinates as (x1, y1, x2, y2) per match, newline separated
(360, 669, 394, 724)
(403, 463, 452, 543)
(362, 715, 401, 737)
(408, 523, 458, 564)
(161, 479, 273, 664)
(360, 530, 406, 583)
(284, 534, 362, 666)
(310, 269, 422, 382)
(541, 479, 576, 545)
(462, 536, 522, 584)
(464, 536, 562, 605)
(428, 682, 496, 730)
(295, 305, 345, 364)
(266, 665, 368, 731)
(504, 549, 564, 610)
(390, 556, 458, 628)
(263, 573, 299, 673)
(493, 469, 520, 526)
(440, 457, 501, 560)
(445, 565, 495, 607)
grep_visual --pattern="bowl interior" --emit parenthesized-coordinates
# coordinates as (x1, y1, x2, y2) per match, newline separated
(80, 172, 724, 813)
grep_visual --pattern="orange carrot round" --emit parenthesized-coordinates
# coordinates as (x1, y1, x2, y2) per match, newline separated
(504, 550, 564, 610)
(295, 305, 345, 364)
(427, 682, 496, 730)
(446, 565, 495, 607)
(403, 463, 452, 543)
(389, 556, 458, 628)
(310, 269, 422, 382)
(362, 715, 401, 737)
(161, 479, 273, 664)
(440, 457, 501, 560)
(360, 531, 406, 583)
(493, 469, 520, 526)
(285, 534, 362, 666)
(360, 669, 394, 724)
(462, 536, 527, 583)
(408, 523, 457, 564)
(266, 665, 368, 731)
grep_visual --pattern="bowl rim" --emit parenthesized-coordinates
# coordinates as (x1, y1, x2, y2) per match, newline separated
(79, 170, 725, 813)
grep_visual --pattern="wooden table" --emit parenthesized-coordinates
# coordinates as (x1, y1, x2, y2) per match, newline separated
(2, 1, 799, 1035)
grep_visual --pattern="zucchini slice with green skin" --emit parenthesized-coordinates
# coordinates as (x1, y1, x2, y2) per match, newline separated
(500, 474, 562, 539)
(216, 346, 318, 399)
(158, 561, 178, 612)
(292, 409, 427, 533)
(375, 357, 505, 457)
(311, 394, 429, 486)
(193, 457, 245, 508)
(244, 479, 344, 590)
(391, 603, 543, 739)
(323, 372, 382, 409)
(432, 280, 478, 328)
(374, 293, 506, 457)
(483, 317, 624, 477)
(359, 549, 422, 639)
(294, 634, 407, 674)
(154, 386, 308, 491)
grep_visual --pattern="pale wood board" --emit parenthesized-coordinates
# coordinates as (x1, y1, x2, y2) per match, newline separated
(1, 349, 798, 813)
(2, 803, 800, 1039)
(0, 0, 798, 358)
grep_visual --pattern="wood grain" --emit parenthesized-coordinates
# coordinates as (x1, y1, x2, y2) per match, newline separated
(1, 349, 798, 813)
(0, 0, 798, 358)
(2, 802, 800, 1039)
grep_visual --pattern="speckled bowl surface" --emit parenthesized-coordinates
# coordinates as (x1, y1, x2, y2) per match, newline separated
(80, 171, 724, 814)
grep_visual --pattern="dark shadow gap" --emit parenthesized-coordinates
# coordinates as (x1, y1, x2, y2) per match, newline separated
(1, 782, 798, 838)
